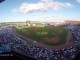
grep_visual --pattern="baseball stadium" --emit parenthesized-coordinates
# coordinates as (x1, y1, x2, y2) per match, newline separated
(0, 0, 80, 60)
(15, 25, 73, 48)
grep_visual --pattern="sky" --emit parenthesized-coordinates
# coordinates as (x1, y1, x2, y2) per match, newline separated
(0, 0, 80, 22)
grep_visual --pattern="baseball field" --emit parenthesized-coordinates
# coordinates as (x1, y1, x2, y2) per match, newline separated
(16, 26, 68, 46)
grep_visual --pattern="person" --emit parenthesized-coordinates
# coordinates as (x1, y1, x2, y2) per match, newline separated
(73, 52, 80, 60)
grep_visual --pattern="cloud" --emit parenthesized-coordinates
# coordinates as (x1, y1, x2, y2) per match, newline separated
(12, 0, 73, 14)
(76, 0, 80, 3)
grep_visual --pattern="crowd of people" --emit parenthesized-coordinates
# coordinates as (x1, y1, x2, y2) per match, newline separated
(0, 25, 80, 60)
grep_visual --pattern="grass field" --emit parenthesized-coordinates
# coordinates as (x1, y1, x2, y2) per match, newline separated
(16, 26, 68, 46)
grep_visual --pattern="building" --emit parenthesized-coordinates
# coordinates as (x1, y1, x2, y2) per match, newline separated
(65, 20, 80, 24)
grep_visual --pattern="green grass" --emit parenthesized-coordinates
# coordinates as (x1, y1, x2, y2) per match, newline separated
(16, 26, 68, 46)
